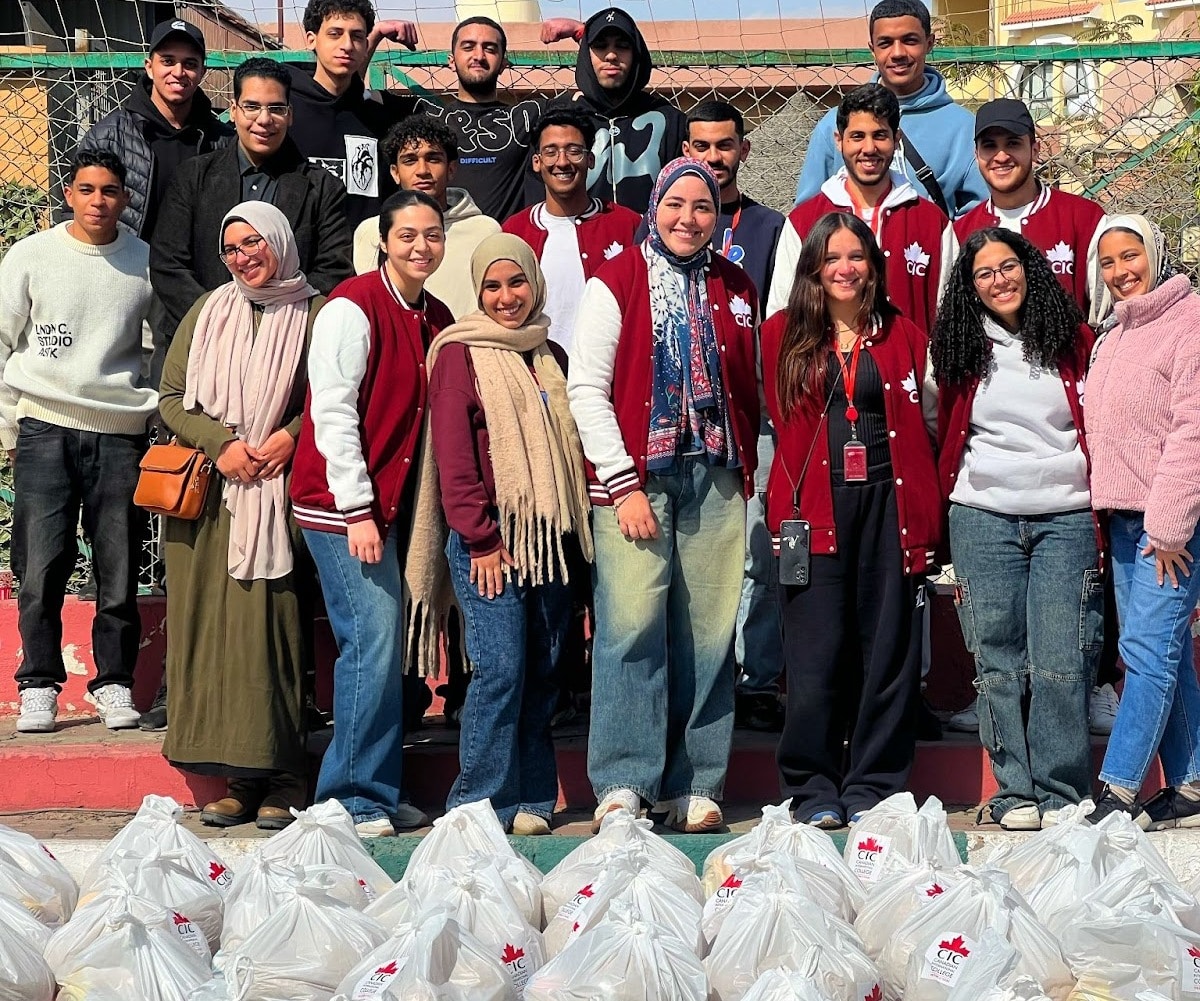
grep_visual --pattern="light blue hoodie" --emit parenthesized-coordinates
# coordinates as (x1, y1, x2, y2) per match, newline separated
(793, 68, 987, 219)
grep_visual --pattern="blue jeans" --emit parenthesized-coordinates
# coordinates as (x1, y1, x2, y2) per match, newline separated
(588, 459, 745, 803)
(735, 420, 782, 695)
(12, 419, 146, 692)
(304, 527, 409, 824)
(949, 505, 1100, 817)
(1100, 512, 1200, 790)
(446, 530, 569, 828)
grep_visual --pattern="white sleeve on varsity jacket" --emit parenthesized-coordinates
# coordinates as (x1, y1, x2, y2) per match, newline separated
(938, 221, 959, 315)
(766, 220, 803, 320)
(307, 297, 374, 517)
(567, 276, 637, 493)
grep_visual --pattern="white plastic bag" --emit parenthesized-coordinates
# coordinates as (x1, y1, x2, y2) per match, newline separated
(55, 908, 213, 1001)
(0, 823, 78, 918)
(0, 893, 52, 951)
(543, 849, 704, 958)
(257, 799, 394, 903)
(0, 906, 55, 1001)
(703, 803, 864, 916)
(741, 960, 837, 1001)
(0, 846, 69, 926)
(45, 884, 212, 978)
(331, 909, 515, 1001)
(222, 882, 388, 1000)
(1062, 908, 1200, 999)
(404, 801, 542, 926)
(843, 794, 961, 887)
(1074, 855, 1200, 935)
(878, 867, 1073, 1001)
(525, 899, 708, 1001)
(365, 879, 423, 932)
(705, 877, 880, 1001)
(855, 860, 966, 960)
(220, 855, 370, 957)
(80, 847, 224, 951)
(541, 808, 700, 919)
(81, 795, 234, 898)
(942, 930, 1021, 1000)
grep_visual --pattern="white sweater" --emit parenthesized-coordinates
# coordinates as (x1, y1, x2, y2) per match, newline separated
(0, 224, 156, 450)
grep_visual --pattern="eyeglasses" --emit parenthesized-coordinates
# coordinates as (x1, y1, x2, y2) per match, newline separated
(219, 235, 267, 262)
(236, 101, 290, 120)
(972, 259, 1023, 286)
(536, 145, 589, 163)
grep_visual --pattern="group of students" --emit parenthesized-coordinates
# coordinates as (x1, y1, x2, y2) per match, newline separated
(0, 0, 1197, 839)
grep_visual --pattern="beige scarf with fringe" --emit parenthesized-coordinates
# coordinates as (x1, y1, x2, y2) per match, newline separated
(403, 238, 593, 677)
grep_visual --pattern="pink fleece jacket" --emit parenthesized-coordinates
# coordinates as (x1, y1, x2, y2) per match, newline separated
(1087, 274, 1200, 551)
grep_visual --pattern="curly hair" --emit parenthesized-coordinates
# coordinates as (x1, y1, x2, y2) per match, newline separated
(382, 115, 458, 165)
(776, 212, 897, 418)
(931, 227, 1083, 386)
(303, 0, 375, 34)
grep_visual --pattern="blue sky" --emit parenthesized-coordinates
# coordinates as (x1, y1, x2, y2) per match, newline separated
(223, 0, 871, 28)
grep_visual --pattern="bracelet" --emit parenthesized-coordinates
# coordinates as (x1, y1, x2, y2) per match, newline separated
(613, 493, 631, 512)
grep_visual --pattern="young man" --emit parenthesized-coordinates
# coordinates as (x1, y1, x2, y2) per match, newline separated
(0, 152, 156, 734)
(151, 57, 353, 339)
(954, 98, 1107, 323)
(502, 108, 639, 353)
(681, 101, 786, 732)
(769, 83, 956, 333)
(542, 7, 687, 215)
(794, 0, 986, 219)
(288, 0, 418, 228)
(415, 17, 544, 222)
(352, 116, 499, 318)
(76, 19, 232, 242)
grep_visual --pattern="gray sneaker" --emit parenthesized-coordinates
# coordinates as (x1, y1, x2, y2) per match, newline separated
(92, 684, 140, 730)
(16, 687, 57, 733)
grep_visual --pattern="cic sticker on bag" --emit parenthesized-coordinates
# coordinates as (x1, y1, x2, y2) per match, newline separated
(351, 955, 407, 998)
(1180, 943, 1200, 995)
(849, 831, 892, 883)
(170, 912, 208, 960)
(920, 933, 977, 987)
(701, 871, 745, 923)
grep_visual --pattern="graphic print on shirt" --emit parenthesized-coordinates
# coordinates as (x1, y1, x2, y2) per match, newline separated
(1047, 240, 1076, 275)
(720, 228, 746, 267)
(425, 98, 541, 162)
(904, 241, 931, 276)
(308, 135, 379, 198)
(589, 110, 668, 190)
(34, 322, 73, 359)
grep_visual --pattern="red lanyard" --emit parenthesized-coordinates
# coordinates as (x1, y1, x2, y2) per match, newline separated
(834, 335, 864, 426)
(719, 203, 743, 259)
(846, 182, 888, 246)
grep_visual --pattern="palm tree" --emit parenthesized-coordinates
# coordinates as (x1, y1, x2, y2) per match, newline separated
(1074, 14, 1143, 43)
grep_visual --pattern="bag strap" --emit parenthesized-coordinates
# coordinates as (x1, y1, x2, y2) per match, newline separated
(778, 364, 842, 518)
(897, 127, 950, 218)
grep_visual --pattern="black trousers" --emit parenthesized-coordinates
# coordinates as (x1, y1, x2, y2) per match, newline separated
(777, 475, 922, 817)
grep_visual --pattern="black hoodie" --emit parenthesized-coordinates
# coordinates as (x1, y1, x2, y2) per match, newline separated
(285, 64, 415, 228)
(547, 8, 687, 215)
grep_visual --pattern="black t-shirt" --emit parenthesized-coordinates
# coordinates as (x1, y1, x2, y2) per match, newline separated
(826, 347, 892, 479)
(414, 96, 543, 221)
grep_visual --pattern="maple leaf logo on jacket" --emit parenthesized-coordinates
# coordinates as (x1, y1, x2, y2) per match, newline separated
(939, 936, 970, 957)
(902, 369, 919, 404)
(604, 241, 623, 260)
(730, 294, 753, 328)
(904, 241, 930, 276)
(865, 984, 883, 1001)
(858, 836, 884, 853)
(501, 944, 525, 964)
(376, 960, 399, 975)
(1047, 240, 1076, 275)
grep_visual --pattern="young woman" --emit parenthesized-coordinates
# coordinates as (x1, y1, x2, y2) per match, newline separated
(933, 227, 1101, 832)
(1085, 215, 1200, 830)
(762, 211, 939, 829)
(568, 158, 760, 833)
(159, 202, 321, 829)
(406, 233, 592, 835)
(290, 190, 454, 837)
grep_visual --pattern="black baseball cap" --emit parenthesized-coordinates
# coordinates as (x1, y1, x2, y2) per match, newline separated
(584, 8, 637, 46)
(148, 18, 206, 58)
(974, 99, 1035, 140)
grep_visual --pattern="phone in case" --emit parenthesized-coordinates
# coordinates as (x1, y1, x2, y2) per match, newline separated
(778, 519, 811, 587)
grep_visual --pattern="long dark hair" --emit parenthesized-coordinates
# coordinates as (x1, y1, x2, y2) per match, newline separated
(776, 212, 895, 418)
(932, 227, 1082, 386)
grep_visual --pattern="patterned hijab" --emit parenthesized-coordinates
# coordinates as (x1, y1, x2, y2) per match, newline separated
(642, 158, 735, 471)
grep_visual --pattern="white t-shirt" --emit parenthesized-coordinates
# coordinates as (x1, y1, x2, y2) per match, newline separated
(540, 210, 587, 356)
(994, 202, 1029, 232)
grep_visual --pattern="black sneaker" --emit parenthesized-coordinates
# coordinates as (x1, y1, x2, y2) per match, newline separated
(137, 681, 168, 732)
(1143, 786, 1200, 831)
(915, 697, 944, 742)
(1085, 784, 1150, 829)
(735, 692, 785, 732)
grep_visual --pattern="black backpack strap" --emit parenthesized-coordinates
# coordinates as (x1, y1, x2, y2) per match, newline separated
(897, 127, 950, 218)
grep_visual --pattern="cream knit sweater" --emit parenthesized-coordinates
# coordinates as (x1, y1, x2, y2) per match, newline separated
(1087, 274, 1200, 551)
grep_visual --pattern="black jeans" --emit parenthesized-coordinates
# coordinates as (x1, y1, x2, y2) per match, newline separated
(12, 419, 146, 692)
(777, 474, 923, 817)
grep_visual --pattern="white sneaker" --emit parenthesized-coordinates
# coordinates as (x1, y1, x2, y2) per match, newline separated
(999, 803, 1041, 831)
(16, 687, 57, 733)
(92, 684, 139, 730)
(392, 803, 429, 830)
(662, 795, 724, 833)
(355, 818, 395, 838)
(592, 788, 640, 833)
(948, 698, 980, 733)
(1041, 809, 1063, 828)
(1090, 684, 1120, 736)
